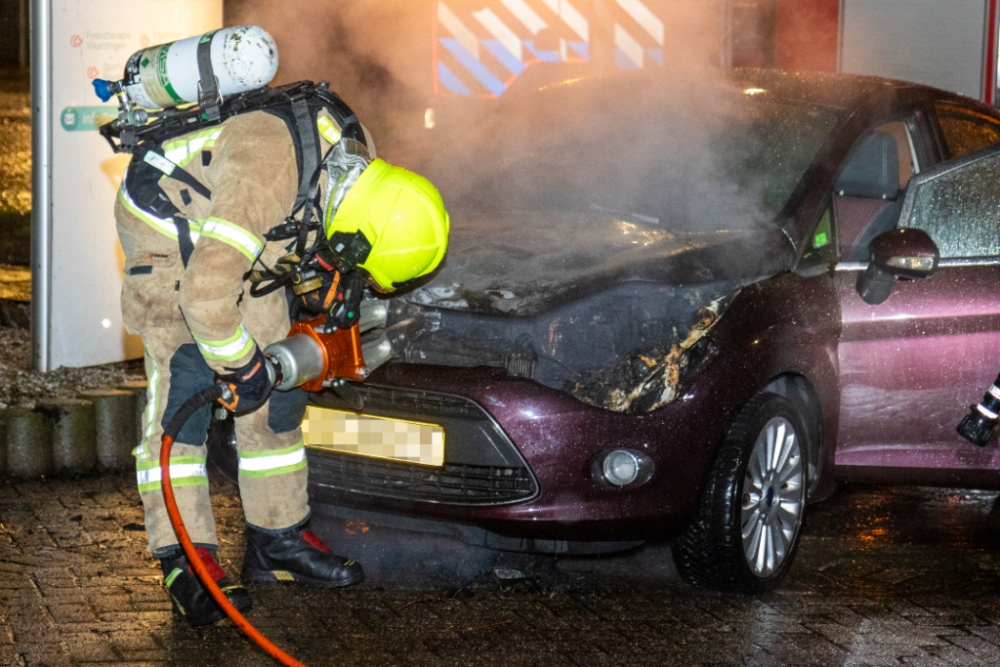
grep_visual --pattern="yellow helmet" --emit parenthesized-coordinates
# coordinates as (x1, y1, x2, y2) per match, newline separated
(325, 159, 450, 291)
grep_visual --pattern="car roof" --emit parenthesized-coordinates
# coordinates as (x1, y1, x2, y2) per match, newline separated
(506, 66, 941, 116)
(725, 68, 917, 110)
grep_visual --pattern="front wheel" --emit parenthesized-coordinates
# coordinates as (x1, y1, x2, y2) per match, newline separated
(672, 392, 809, 594)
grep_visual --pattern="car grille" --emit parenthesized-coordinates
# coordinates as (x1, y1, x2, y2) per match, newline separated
(307, 383, 538, 506)
(309, 454, 535, 504)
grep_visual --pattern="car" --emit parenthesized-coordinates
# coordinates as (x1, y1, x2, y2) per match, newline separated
(218, 68, 1000, 594)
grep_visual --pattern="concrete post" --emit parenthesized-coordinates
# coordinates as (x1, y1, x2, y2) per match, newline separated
(77, 389, 136, 470)
(37, 398, 98, 476)
(6, 407, 53, 478)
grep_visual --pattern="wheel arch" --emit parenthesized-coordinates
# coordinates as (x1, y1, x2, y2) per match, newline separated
(759, 373, 826, 502)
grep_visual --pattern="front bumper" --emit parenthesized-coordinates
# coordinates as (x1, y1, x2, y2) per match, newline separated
(308, 384, 538, 506)
(305, 348, 756, 543)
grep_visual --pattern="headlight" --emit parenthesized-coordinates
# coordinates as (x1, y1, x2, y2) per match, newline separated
(594, 449, 654, 488)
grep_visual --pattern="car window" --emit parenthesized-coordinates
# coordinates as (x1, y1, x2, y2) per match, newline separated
(901, 146, 1000, 258)
(934, 103, 1000, 159)
(799, 204, 835, 268)
(875, 121, 918, 187)
(833, 121, 917, 262)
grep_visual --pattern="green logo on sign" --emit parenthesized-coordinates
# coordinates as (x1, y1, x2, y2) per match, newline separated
(60, 106, 118, 132)
(61, 107, 78, 129)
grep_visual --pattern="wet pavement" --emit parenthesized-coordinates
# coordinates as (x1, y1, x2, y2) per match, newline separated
(4, 472, 1000, 667)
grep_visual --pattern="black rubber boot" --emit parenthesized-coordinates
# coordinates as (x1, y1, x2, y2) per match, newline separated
(160, 547, 253, 626)
(242, 524, 364, 588)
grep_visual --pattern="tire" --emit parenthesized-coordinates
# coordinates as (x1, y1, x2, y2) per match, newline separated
(672, 392, 809, 594)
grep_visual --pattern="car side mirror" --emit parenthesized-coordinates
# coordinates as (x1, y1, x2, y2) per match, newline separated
(856, 228, 939, 305)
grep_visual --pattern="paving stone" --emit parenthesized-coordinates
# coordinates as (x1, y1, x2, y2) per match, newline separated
(7, 642, 71, 666)
(5, 475, 1000, 665)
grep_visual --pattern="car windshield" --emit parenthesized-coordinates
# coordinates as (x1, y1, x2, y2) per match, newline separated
(428, 81, 840, 233)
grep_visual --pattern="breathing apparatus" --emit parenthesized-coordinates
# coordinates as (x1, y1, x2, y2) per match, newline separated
(97, 30, 370, 312)
(94, 26, 280, 144)
(97, 26, 448, 312)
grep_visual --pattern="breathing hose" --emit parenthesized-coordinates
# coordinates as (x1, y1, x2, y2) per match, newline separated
(160, 385, 307, 667)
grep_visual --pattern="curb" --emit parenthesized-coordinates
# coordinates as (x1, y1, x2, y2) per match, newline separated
(78, 389, 137, 471)
(6, 406, 53, 478)
(38, 397, 97, 476)
(0, 381, 148, 479)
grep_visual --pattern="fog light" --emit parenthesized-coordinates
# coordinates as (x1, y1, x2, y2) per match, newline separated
(604, 450, 638, 485)
(596, 449, 653, 488)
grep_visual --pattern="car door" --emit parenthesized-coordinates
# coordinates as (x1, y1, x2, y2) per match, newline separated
(834, 139, 1000, 479)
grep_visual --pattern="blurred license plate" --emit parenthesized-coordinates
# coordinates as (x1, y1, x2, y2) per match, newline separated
(302, 406, 445, 467)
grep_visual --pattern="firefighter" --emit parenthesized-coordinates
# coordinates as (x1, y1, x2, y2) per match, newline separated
(115, 103, 449, 626)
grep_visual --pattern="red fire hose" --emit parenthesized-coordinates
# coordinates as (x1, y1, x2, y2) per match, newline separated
(159, 385, 307, 667)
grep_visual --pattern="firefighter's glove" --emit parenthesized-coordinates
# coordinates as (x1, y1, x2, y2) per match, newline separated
(216, 346, 275, 413)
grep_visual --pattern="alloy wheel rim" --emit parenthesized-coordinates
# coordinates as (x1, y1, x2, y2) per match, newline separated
(740, 416, 805, 578)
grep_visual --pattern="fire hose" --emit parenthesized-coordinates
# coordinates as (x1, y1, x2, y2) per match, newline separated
(160, 384, 308, 667)
(157, 315, 388, 666)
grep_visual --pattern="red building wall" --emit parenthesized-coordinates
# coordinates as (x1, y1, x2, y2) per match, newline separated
(775, 0, 839, 72)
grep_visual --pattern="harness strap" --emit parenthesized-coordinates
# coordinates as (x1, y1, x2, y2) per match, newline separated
(291, 98, 320, 210)
(175, 216, 196, 268)
(196, 32, 221, 121)
(167, 166, 212, 201)
(137, 146, 214, 201)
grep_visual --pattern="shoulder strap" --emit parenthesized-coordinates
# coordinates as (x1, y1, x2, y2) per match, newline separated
(137, 147, 213, 201)
(123, 155, 198, 268)
(115, 82, 368, 274)
(291, 98, 320, 211)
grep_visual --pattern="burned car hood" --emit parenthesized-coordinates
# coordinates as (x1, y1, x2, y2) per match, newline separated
(404, 208, 793, 317)
(372, 71, 831, 412)
(379, 209, 793, 414)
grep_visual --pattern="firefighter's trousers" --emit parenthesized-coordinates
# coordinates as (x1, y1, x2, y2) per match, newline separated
(124, 262, 310, 557)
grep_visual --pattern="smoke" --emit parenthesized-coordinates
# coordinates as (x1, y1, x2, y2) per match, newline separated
(226, 0, 812, 246)
(226, 0, 434, 149)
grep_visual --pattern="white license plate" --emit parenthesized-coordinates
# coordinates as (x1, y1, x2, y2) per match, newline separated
(302, 405, 445, 467)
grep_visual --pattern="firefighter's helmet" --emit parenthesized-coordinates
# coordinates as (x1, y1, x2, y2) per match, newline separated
(324, 158, 449, 291)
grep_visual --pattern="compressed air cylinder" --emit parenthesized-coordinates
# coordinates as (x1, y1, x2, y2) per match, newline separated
(121, 25, 278, 110)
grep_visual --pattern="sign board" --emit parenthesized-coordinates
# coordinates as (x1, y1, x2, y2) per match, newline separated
(33, 0, 222, 370)
(432, 0, 684, 98)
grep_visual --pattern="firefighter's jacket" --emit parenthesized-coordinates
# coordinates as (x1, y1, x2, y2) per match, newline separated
(115, 110, 321, 372)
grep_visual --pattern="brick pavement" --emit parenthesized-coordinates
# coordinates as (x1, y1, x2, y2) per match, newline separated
(3, 472, 1000, 667)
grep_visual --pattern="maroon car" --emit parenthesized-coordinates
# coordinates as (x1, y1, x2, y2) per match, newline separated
(255, 69, 1000, 593)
